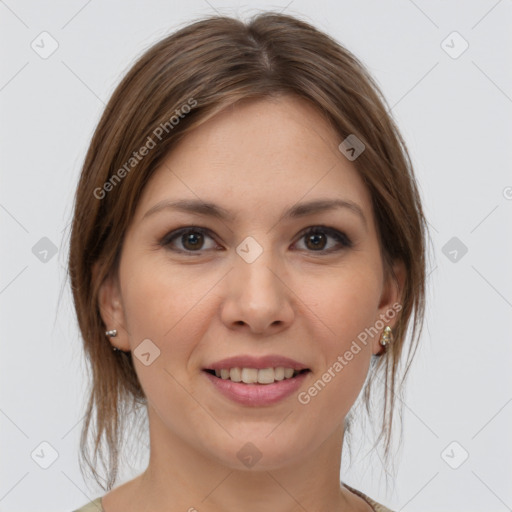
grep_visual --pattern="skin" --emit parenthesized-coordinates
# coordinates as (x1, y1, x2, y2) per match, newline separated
(97, 95, 404, 512)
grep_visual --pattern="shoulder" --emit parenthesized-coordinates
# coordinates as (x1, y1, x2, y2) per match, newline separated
(343, 483, 395, 512)
(72, 497, 104, 512)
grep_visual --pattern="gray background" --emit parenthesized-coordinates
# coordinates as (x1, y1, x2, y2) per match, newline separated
(1, 1, 511, 511)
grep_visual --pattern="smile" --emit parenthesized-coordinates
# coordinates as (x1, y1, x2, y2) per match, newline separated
(205, 367, 308, 384)
(203, 368, 311, 406)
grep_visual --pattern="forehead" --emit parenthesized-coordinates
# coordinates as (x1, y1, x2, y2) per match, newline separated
(133, 95, 374, 226)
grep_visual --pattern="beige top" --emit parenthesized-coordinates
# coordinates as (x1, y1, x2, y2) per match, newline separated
(343, 483, 394, 512)
(73, 485, 393, 512)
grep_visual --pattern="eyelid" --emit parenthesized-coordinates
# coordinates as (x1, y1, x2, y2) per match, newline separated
(159, 225, 353, 253)
(292, 225, 353, 251)
(159, 226, 221, 252)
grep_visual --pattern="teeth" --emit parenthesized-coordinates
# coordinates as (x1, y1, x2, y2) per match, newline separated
(229, 367, 242, 382)
(284, 368, 294, 379)
(257, 368, 275, 384)
(212, 367, 303, 384)
(241, 368, 258, 383)
(274, 367, 285, 381)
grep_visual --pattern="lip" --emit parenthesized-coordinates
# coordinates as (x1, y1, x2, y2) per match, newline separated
(203, 369, 310, 406)
(204, 355, 309, 371)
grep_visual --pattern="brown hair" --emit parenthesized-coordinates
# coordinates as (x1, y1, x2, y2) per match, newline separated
(68, 11, 428, 491)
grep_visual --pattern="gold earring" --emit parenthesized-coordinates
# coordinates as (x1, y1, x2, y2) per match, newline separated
(379, 326, 393, 347)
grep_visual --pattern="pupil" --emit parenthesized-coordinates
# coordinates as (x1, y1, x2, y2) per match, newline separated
(183, 232, 203, 250)
(307, 233, 326, 250)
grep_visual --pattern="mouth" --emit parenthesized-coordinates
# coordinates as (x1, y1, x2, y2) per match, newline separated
(202, 366, 311, 406)
(203, 367, 311, 385)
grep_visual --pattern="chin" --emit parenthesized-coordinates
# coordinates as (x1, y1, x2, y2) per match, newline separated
(206, 434, 308, 472)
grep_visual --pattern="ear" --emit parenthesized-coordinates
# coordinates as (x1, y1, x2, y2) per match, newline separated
(373, 259, 406, 355)
(94, 262, 130, 351)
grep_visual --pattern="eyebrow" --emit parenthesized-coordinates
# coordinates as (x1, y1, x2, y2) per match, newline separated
(142, 198, 367, 229)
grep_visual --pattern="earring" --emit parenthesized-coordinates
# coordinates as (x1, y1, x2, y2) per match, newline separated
(379, 326, 393, 347)
(105, 329, 121, 352)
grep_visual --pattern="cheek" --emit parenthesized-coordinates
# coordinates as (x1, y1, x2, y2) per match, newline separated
(119, 254, 215, 367)
(299, 274, 379, 424)
(299, 265, 381, 408)
(121, 252, 198, 331)
(306, 265, 382, 347)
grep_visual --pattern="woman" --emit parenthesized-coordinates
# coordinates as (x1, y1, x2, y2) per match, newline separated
(69, 11, 427, 512)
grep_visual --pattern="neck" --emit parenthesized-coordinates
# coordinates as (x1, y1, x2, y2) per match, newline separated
(125, 405, 354, 512)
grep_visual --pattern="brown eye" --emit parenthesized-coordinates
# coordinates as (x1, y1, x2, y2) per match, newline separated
(182, 231, 204, 250)
(305, 232, 327, 250)
(295, 226, 352, 252)
(160, 227, 219, 253)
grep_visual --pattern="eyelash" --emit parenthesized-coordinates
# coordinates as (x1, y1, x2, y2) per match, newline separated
(159, 225, 353, 255)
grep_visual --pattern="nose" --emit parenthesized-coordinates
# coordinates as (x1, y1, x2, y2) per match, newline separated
(220, 248, 295, 335)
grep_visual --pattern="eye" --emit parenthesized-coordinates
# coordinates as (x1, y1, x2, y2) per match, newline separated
(293, 226, 352, 252)
(159, 225, 352, 255)
(160, 227, 220, 253)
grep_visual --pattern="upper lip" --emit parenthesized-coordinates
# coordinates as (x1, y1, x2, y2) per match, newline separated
(204, 355, 309, 371)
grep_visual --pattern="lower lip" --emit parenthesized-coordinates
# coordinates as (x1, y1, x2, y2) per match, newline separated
(203, 370, 309, 406)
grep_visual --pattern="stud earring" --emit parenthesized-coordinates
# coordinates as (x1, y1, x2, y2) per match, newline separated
(379, 326, 393, 347)
(105, 329, 121, 352)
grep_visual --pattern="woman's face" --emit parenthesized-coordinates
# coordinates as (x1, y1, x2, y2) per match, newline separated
(99, 95, 403, 471)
